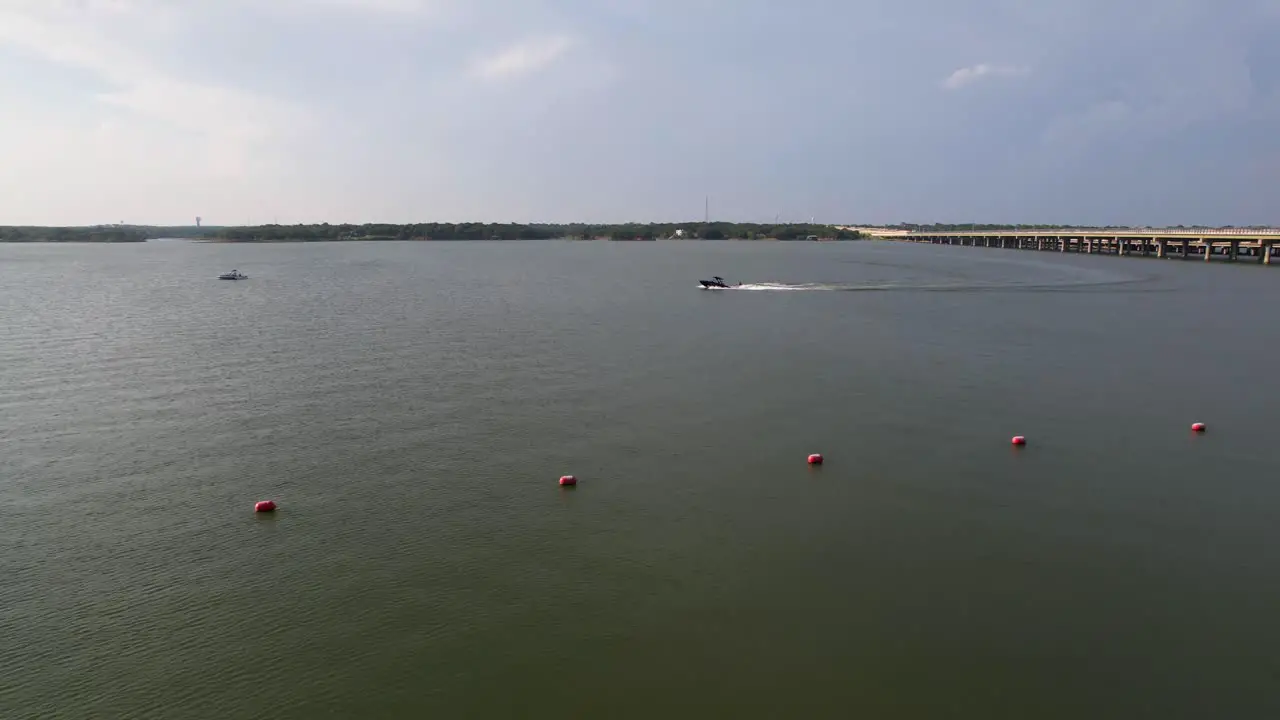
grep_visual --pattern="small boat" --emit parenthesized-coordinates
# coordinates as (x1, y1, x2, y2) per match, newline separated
(218, 270, 248, 280)
(698, 276, 733, 289)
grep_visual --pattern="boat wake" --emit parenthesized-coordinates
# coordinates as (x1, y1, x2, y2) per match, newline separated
(702, 276, 1153, 293)
(733, 282, 831, 291)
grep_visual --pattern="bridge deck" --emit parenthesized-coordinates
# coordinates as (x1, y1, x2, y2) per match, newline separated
(857, 229, 1278, 264)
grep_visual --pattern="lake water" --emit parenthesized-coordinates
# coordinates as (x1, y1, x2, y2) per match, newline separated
(2, 240, 1278, 719)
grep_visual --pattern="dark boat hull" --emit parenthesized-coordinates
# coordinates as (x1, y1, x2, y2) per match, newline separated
(699, 280, 730, 288)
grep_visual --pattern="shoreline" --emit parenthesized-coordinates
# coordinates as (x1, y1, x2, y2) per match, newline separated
(0, 222, 863, 243)
(1, 236, 864, 244)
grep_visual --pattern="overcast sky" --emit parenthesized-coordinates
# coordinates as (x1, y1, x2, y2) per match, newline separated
(1, 0, 1277, 226)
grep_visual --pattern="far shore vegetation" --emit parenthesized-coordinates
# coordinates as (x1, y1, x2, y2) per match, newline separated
(0, 222, 1268, 243)
(0, 222, 861, 243)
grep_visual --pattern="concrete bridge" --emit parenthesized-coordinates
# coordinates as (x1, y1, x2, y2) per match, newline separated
(852, 228, 1280, 264)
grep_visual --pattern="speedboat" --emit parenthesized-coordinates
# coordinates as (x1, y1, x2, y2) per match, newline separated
(218, 270, 248, 280)
(699, 276, 733, 289)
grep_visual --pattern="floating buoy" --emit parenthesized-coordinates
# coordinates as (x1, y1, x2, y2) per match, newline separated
(254, 500, 277, 513)
(807, 454, 823, 465)
(559, 475, 577, 487)
(1191, 422, 1206, 433)
(1011, 436, 1027, 447)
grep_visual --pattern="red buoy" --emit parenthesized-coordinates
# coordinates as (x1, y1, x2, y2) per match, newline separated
(807, 453, 823, 465)
(1011, 436, 1026, 446)
(254, 500, 277, 513)
(1191, 422, 1206, 433)
(559, 475, 577, 487)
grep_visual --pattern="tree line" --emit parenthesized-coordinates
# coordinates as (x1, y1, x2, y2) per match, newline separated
(207, 222, 864, 241)
(5, 222, 1270, 242)
(0, 226, 151, 242)
(0, 222, 865, 242)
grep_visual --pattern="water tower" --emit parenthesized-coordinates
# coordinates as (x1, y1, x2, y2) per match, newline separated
(196, 216, 202, 227)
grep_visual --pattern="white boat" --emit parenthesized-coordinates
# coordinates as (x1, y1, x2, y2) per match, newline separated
(218, 270, 248, 280)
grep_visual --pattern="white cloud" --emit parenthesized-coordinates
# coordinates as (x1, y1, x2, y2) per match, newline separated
(0, 2, 305, 174)
(941, 62, 1030, 90)
(471, 35, 575, 81)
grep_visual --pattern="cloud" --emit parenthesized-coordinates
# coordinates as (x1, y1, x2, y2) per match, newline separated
(0, 0, 1276, 226)
(942, 62, 1030, 90)
(0, 2, 304, 173)
(471, 35, 575, 81)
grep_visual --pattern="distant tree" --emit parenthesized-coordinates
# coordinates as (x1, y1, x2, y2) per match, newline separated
(0, 221, 870, 243)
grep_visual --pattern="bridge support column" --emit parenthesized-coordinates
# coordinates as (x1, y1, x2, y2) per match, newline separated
(1037, 238, 1044, 251)
(1264, 242, 1274, 265)
(1116, 236, 1125, 256)
(1204, 241, 1213, 262)
(1229, 241, 1239, 261)
(1182, 240, 1191, 259)
(1157, 239, 1167, 258)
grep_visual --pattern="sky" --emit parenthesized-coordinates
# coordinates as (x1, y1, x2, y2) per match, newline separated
(1, 0, 1278, 226)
